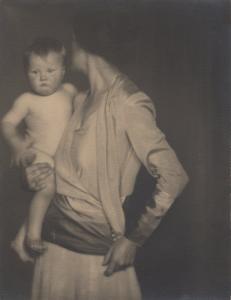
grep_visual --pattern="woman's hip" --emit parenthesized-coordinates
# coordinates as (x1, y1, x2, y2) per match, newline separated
(32, 242, 142, 300)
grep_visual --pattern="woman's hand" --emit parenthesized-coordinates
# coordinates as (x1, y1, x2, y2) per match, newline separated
(23, 159, 53, 191)
(103, 236, 137, 276)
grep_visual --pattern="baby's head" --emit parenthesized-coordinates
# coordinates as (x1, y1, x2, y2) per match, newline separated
(23, 37, 66, 96)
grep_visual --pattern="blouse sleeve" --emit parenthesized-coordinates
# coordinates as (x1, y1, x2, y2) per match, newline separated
(120, 90, 189, 246)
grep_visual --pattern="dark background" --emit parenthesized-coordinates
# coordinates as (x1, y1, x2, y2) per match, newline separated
(0, 1, 229, 299)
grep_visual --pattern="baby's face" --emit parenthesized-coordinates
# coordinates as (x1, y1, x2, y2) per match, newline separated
(27, 52, 65, 96)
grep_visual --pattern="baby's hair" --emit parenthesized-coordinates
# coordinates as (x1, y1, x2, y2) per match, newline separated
(23, 37, 66, 71)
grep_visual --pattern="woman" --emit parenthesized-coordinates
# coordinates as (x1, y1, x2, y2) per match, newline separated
(13, 9, 189, 300)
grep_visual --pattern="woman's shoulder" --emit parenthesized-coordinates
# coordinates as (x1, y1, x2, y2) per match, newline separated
(113, 74, 139, 97)
(112, 74, 152, 109)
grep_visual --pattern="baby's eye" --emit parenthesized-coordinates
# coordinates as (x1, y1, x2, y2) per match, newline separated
(47, 68, 56, 73)
(30, 70, 38, 74)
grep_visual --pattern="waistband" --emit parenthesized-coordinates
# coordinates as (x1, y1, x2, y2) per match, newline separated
(42, 194, 114, 255)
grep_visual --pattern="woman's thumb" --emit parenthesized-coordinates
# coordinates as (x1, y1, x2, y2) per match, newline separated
(103, 247, 112, 265)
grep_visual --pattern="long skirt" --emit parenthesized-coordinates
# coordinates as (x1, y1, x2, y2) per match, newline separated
(31, 242, 142, 300)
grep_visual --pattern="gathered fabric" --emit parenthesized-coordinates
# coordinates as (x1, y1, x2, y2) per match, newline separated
(42, 194, 113, 255)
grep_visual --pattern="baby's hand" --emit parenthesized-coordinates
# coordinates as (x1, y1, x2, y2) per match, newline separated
(12, 148, 35, 167)
(11, 136, 34, 167)
(11, 148, 27, 167)
(20, 149, 37, 168)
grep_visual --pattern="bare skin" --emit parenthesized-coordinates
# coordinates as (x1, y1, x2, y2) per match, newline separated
(11, 153, 52, 263)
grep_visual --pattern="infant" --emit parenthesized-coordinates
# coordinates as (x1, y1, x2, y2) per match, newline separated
(1, 37, 76, 255)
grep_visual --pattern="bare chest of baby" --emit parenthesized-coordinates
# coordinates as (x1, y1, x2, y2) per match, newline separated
(25, 91, 72, 156)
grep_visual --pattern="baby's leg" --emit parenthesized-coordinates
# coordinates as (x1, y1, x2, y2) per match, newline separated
(22, 148, 55, 255)
(26, 172, 55, 255)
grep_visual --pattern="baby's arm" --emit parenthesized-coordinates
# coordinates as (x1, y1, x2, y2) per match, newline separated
(1, 94, 32, 166)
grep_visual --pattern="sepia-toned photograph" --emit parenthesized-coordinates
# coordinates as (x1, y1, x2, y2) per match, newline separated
(0, 0, 229, 299)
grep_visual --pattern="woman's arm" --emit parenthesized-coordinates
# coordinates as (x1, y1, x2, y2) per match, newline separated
(104, 87, 188, 276)
(121, 91, 189, 245)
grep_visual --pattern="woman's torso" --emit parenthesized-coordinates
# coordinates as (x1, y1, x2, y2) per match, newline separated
(51, 75, 143, 253)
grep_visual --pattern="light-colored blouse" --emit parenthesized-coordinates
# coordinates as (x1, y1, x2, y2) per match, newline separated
(55, 73, 189, 246)
(51, 106, 113, 254)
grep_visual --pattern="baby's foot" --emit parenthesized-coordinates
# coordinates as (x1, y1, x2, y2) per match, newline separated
(11, 239, 33, 262)
(25, 238, 47, 257)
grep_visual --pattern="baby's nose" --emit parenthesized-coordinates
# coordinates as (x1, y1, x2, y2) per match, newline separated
(40, 72, 48, 81)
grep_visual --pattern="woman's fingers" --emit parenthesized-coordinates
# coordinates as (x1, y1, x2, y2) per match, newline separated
(25, 163, 53, 190)
(104, 259, 117, 277)
(103, 247, 112, 265)
(35, 168, 53, 181)
(103, 237, 137, 276)
(26, 163, 52, 177)
(35, 181, 47, 190)
(103, 247, 120, 276)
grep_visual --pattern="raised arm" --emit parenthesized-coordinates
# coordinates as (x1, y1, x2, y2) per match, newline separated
(1, 94, 32, 165)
